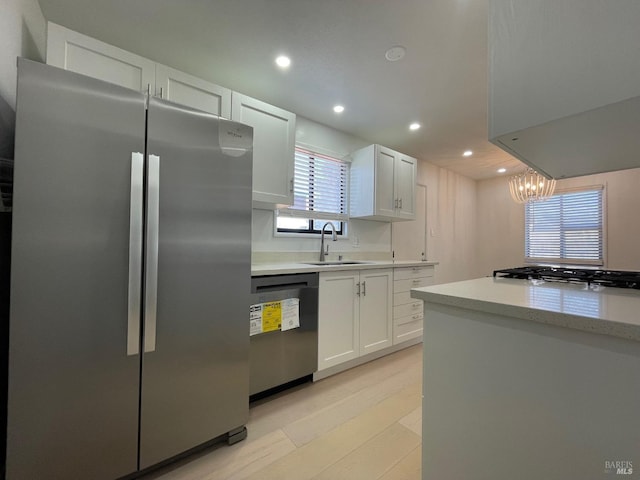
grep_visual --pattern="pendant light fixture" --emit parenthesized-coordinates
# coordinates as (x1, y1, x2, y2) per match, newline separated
(508, 168, 556, 203)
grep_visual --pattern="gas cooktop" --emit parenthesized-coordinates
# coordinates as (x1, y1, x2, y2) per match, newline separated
(493, 266, 640, 290)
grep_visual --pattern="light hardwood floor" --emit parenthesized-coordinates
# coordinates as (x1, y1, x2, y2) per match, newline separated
(142, 344, 423, 480)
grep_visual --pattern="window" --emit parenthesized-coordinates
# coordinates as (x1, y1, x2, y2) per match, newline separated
(525, 186, 604, 265)
(277, 148, 348, 235)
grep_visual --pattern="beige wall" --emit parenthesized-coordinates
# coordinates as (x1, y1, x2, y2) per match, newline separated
(419, 161, 478, 284)
(475, 175, 525, 276)
(477, 167, 640, 274)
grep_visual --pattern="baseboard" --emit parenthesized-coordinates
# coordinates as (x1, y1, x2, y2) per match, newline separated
(312, 337, 422, 381)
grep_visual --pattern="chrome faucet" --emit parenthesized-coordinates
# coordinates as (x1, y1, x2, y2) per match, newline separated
(319, 222, 337, 262)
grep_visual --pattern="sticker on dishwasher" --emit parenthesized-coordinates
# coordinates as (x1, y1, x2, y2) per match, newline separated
(280, 298, 300, 331)
(261, 302, 282, 333)
(249, 298, 300, 335)
(250, 304, 263, 336)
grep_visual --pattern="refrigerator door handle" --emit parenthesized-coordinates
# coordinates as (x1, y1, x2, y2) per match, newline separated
(127, 152, 144, 356)
(144, 154, 160, 353)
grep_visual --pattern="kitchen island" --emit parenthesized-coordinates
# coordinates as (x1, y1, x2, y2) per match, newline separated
(411, 277, 640, 480)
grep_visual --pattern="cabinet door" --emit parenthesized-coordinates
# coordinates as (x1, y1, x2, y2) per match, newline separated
(231, 92, 295, 208)
(395, 154, 416, 220)
(155, 64, 231, 118)
(318, 271, 360, 370)
(375, 146, 397, 217)
(359, 269, 393, 355)
(46, 22, 155, 93)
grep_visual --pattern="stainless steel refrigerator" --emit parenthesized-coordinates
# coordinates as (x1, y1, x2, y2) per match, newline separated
(6, 59, 253, 480)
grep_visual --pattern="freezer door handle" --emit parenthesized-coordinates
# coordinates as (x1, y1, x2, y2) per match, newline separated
(127, 152, 144, 356)
(144, 154, 160, 353)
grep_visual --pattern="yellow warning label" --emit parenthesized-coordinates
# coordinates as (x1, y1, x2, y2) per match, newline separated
(262, 301, 282, 333)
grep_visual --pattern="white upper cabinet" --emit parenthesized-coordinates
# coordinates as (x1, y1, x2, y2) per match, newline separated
(47, 23, 296, 208)
(350, 144, 416, 221)
(395, 153, 416, 220)
(47, 22, 155, 93)
(155, 65, 231, 118)
(46, 22, 231, 118)
(231, 93, 295, 209)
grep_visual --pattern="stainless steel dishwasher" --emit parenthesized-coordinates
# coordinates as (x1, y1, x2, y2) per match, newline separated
(249, 273, 319, 397)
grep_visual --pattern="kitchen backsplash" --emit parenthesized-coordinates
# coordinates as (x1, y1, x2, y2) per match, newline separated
(251, 209, 392, 256)
(252, 250, 392, 265)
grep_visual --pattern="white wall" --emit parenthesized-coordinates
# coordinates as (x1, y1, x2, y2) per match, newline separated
(476, 167, 640, 274)
(0, 0, 46, 158)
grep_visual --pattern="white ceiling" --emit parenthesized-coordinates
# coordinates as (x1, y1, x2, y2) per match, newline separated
(37, 0, 524, 180)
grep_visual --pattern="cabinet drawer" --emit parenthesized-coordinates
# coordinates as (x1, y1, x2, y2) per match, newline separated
(393, 318, 423, 345)
(394, 277, 431, 293)
(395, 311, 423, 326)
(393, 291, 409, 306)
(395, 290, 422, 306)
(393, 301, 423, 319)
(394, 266, 434, 281)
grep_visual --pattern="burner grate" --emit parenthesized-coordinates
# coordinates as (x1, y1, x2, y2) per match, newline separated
(493, 267, 640, 290)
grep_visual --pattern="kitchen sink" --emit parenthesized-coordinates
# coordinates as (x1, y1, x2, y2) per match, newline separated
(303, 260, 375, 266)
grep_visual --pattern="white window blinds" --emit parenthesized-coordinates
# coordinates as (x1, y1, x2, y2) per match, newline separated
(279, 148, 348, 221)
(525, 187, 604, 265)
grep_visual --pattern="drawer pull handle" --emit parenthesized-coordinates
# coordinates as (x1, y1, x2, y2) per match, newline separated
(412, 279, 421, 285)
(412, 314, 422, 320)
(412, 302, 421, 308)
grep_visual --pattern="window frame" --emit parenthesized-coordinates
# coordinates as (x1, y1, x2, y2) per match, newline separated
(276, 147, 349, 237)
(275, 217, 346, 237)
(524, 185, 606, 266)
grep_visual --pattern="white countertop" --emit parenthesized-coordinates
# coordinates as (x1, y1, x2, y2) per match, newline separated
(411, 276, 640, 341)
(252, 260, 438, 276)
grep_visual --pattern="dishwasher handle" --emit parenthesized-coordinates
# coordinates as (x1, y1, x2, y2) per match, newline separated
(254, 281, 314, 292)
(251, 273, 319, 293)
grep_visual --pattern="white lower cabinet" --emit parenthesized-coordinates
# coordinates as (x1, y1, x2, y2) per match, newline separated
(318, 269, 393, 371)
(393, 265, 434, 344)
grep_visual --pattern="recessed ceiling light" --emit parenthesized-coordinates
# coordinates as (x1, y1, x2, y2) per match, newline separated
(409, 122, 421, 131)
(275, 55, 291, 68)
(333, 105, 345, 114)
(385, 46, 407, 62)
(497, 168, 507, 173)
(463, 150, 473, 157)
